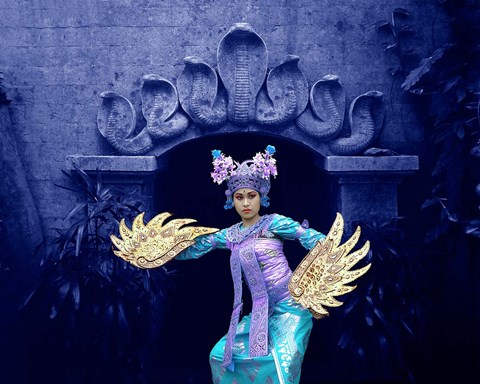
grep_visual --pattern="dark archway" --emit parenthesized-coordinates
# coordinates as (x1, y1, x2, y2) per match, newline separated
(152, 134, 332, 382)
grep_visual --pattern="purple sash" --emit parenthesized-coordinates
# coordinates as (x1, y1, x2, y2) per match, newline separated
(222, 215, 274, 369)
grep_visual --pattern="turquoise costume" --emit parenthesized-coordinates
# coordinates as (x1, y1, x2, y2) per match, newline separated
(177, 214, 325, 384)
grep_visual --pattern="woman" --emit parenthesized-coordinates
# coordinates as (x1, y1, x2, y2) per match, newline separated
(175, 145, 326, 384)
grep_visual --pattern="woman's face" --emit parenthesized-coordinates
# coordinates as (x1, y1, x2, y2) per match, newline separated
(233, 188, 261, 225)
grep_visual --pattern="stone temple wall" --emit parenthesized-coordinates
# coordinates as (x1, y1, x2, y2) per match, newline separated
(0, 0, 448, 231)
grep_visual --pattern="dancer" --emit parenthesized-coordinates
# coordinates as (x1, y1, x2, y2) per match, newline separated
(111, 145, 370, 384)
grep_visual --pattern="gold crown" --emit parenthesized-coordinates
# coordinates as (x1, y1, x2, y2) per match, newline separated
(111, 212, 219, 269)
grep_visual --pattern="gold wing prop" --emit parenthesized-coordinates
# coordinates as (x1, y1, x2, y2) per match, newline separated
(288, 213, 371, 319)
(110, 212, 219, 269)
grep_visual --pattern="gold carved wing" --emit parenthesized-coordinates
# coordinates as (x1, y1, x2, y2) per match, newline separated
(110, 212, 219, 269)
(288, 213, 371, 319)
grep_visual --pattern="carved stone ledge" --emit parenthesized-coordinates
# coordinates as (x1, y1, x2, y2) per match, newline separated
(66, 155, 158, 174)
(318, 155, 419, 233)
(320, 155, 419, 176)
(66, 155, 160, 211)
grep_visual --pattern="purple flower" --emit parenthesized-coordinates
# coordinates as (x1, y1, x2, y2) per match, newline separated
(211, 153, 235, 184)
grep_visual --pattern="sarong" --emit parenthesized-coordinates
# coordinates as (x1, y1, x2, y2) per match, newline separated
(210, 298, 313, 384)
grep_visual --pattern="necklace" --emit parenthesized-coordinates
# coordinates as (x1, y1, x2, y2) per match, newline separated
(227, 215, 273, 243)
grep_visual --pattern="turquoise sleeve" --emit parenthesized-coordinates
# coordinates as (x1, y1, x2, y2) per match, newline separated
(269, 214, 326, 250)
(175, 228, 228, 260)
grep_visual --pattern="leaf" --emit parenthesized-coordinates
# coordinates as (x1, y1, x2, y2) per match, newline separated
(465, 220, 480, 235)
(389, 68, 403, 77)
(98, 186, 112, 200)
(95, 170, 103, 197)
(470, 145, 480, 157)
(50, 305, 58, 319)
(393, 8, 410, 17)
(70, 281, 80, 310)
(379, 335, 388, 348)
(401, 47, 447, 91)
(375, 20, 391, 31)
(409, 88, 424, 95)
(117, 302, 128, 330)
(401, 319, 414, 335)
(465, 101, 479, 110)
(22, 289, 36, 308)
(60, 221, 82, 258)
(378, 284, 384, 300)
(421, 197, 445, 209)
(456, 88, 466, 103)
(357, 346, 365, 358)
(478, 99, 480, 123)
(342, 297, 358, 314)
(446, 211, 459, 223)
(64, 203, 87, 222)
(72, 163, 95, 195)
(383, 41, 398, 51)
(373, 307, 387, 324)
(365, 312, 374, 326)
(56, 281, 71, 307)
(399, 25, 416, 35)
(338, 330, 351, 349)
(442, 76, 461, 93)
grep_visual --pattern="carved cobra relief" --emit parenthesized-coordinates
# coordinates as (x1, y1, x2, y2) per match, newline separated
(98, 91, 153, 155)
(296, 75, 345, 141)
(177, 56, 227, 128)
(255, 55, 308, 127)
(329, 91, 385, 155)
(217, 23, 268, 126)
(98, 76, 189, 155)
(141, 74, 189, 139)
(97, 23, 387, 156)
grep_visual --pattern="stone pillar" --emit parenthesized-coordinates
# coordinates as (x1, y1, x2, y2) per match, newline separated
(318, 155, 419, 233)
(65, 155, 160, 212)
(0, 73, 44, 261)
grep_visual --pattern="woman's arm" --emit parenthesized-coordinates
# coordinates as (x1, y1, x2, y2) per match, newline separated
(175, 228, 228, 260)
(268, 214, 326, 250)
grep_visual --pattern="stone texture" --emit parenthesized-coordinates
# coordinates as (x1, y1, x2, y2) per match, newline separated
(319, 155, 419, 233)
(0, 0, 442, 232)
(0, 77, 44, 263)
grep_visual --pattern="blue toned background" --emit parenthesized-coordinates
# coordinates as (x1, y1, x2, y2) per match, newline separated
(1, 1, 479, 383)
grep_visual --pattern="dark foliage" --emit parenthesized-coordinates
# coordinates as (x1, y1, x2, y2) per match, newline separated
(375, 1, 480, 382)
(329, 218, 425, 383)
(20, 165, 172, 383)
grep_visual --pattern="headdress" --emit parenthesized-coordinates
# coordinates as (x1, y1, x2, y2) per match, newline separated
(211, 145, 278, 209)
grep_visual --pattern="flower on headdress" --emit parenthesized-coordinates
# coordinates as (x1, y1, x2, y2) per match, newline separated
(211, 151, 236, 184)
(266, 145, 276, 155)
(211, 149, 222, 159)
(252, 146, 277, 180)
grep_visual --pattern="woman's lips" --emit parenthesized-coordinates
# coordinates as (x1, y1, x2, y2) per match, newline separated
(242, 209, 251, 213)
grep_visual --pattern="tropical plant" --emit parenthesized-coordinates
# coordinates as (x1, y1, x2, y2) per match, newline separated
(375, 2, 480, 382)
(21, 165, 172, 383)
(378, 1, 480, 241)
(375, 7, 419, 101)
(328, 218, 425, 383)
